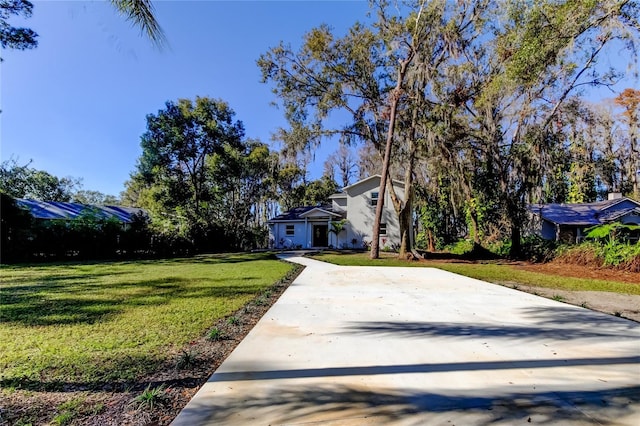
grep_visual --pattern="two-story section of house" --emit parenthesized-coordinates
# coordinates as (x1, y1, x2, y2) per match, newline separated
(268, 175, 404, 249)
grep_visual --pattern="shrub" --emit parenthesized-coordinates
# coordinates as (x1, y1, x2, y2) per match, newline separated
(207, 327, 224, 341)
(520, 235, 558, 263)
(555, 240, 640, 272)
(175, 349, 199, 369)
(444, 239, 474, 255)
(131, 385, 167, 411)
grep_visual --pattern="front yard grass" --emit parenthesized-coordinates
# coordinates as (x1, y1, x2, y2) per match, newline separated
(312, 252, 640, 295)
(0, 253, 293, 390)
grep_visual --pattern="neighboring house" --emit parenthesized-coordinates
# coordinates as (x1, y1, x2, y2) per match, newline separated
(529, 194, 640, 243)
(15, 199, 147, 227)
(268, 175, 404, 249)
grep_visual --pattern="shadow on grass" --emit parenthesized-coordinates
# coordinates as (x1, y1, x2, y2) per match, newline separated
(0, 350, 168, 392)
(1, 276, 269, 326)
(179, 383, 640, 425)
(0, 251, 280, 269)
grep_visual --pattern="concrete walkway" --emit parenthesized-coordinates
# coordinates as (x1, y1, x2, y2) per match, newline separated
(172, 255, 640, 425)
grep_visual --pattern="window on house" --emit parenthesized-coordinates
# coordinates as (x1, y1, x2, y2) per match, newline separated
(286, 225, 295, 236)
(380, 223, 387, 235)
(370, 191, 379, 206)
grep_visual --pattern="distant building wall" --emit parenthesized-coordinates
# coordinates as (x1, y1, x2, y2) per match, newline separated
(343, 177, 404, 249)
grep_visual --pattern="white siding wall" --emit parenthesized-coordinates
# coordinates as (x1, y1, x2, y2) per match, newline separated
(269, 222, 307, 249)
(343, 177, 403, 249)
(269, 176, 406, 250)
(332, 197, 347, 212)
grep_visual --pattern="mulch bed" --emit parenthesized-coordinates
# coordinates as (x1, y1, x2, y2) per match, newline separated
(0, 264, 304, 426)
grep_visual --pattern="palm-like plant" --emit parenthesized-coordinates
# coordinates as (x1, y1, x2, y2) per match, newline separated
(109, 0, 166, 47)
(329, 219, 348, 249)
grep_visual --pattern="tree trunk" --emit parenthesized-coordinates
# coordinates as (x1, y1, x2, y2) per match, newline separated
(509, 224, 522, 259)
(469, 209, 481, 245)
(398, 203, 412, 257)
(427, 228, 435, 252)
(370, 58, 413, 259)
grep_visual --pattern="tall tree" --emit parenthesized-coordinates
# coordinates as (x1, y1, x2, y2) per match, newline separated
(324, 142, 357, 187)
(133, 97, 243, 235)
(0, 159, 81, 201)
(259, 0, 445, 259)
(614, 88, 640, 199)
(72, 190, 120, 205)
(127, 97, 277, 251)
(419, 0, 639, 256)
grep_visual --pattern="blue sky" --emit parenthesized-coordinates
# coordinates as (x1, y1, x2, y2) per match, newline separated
(2, 0, 370, 196)
(2, 1, 637, 198)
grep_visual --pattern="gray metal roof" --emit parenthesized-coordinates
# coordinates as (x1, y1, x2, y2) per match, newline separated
(268, 205, 342, 222)
(16, 199, 146, 224)
(529, 198, 640, 226)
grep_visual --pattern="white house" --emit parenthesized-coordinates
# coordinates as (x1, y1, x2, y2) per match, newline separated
(268, 175, 404, 249)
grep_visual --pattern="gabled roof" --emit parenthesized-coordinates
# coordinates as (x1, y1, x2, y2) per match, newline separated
(299, 207, 343, 218)
(529, 197, 640, 226)
(341, 174, 404, 191)
(268, 205, 343, 222)
(16, 199, 146, 224)
(600, 206, 640, 222)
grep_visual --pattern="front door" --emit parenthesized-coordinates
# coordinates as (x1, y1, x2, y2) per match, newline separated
(313, 224, 328, 247)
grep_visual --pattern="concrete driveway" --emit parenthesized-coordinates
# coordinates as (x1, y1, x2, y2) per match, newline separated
(172, 254, 640, 425)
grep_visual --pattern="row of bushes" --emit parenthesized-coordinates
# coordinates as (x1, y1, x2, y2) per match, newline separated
(438, 225, 639, 272)
(1, 199, 155, 263)
(555, 241, 640, 273)
(1, 195, 269, 263)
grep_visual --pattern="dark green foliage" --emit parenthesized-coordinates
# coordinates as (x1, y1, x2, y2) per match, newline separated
(585, 223, 640, 243)
(207, 327, 224, 341)
(175, 349, 199, 369)
(0, 193, 33, 262)
(519, 235, 559, 262)
(0, 0, 38, 57)
(126, 97, 281, 253)
(0, 194, 159, 263)
(0, 159, 81, 201)
(557, 240, 640, 272)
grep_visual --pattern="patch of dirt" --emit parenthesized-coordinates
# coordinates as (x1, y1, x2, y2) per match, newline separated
(420, 257, 640, 323)
(513, 261, 640, 323)
(519, 261, 640, 285)
(0, 263, 304, 426)
(505, 285, 640, 323)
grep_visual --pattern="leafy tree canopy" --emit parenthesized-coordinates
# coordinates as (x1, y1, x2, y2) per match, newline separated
(0, 159, 81, 202)
(0, 0, 38, 60)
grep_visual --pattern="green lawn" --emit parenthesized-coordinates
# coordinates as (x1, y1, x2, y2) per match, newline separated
(0, 253, 293, 389)
(312, 252, 640, 295)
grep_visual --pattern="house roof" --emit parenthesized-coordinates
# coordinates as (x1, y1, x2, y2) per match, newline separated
(341, 174, 404, 191)
(16, 199, 146, 224)
(268, 205, 343, 222)
(299, 207, 343, 218)
(529, 197, 640, 226)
